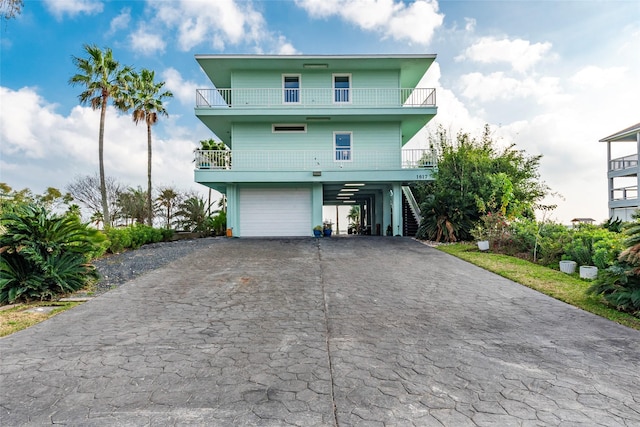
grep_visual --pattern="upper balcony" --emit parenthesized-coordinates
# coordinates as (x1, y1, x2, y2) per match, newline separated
(195, 87, 436, 145)
(196, 87, 436, 109)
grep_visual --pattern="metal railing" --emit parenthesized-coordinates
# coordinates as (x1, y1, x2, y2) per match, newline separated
(611, 185, 638, 201)
(194, 149, 437, 171)
(196, 87, 436, 108)
(610, 154, 638, 171)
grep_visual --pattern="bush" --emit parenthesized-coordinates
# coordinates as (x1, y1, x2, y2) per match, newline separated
(0, 204, 104, 304)
(588, 264, 640, 316)
(104, 224, 172, 253)
(508, 219, 571, 266)
(562, 226, 624, 269)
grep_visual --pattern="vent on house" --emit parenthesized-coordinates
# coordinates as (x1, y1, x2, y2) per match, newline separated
(273, 124, 307, 133)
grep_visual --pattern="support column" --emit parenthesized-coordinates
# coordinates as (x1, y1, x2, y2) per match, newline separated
(636, 131, 640, 217)
(226, 184, 238, 236)
(312, 183, 323, 234)
(383, 187, 391, 236)
(607, 141, 613, 218)
(374, 190, 383, 235)
(392, 183, 402, 236)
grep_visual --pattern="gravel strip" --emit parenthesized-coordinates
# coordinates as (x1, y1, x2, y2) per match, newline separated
(89, 237, 219, 297)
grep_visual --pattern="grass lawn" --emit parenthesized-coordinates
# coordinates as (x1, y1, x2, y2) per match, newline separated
(0, 301, 81, 338)
(438, 243, 640, 331)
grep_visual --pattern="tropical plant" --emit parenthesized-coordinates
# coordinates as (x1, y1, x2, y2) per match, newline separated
(602, 217, 624, 233)
(0, 0, 23, 21)
(69, 45, 132, 227)
(174, 196, 211, 232)
(116, 187, 148, 226)
(124, 69, 173, 226)
(156, 187, 181, 229)
(415, 125, 551, 242)
(66, 174, 123, 227)
(0, 204, 106, 303)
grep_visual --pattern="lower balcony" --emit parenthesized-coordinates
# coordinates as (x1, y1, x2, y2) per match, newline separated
(611, 185, 638, 202)
(193, 149, 436, 172)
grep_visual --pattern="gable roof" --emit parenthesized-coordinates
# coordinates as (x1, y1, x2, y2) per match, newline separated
(599, 122, 640, 142)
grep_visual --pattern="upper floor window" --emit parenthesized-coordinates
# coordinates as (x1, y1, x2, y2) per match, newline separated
(333, 74, 351, 103)
(283, 75, 300, 103)
(334, 132, 352, 162)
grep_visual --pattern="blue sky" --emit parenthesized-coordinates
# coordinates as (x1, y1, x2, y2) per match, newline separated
(1, 0, 639, 223)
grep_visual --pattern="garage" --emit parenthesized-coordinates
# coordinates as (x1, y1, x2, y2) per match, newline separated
(239, 187, 312, 237)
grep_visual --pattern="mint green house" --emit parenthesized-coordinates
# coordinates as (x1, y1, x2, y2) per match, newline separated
(194, 54, 437, 237)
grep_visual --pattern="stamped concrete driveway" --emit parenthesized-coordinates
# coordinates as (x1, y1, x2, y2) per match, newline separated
(1, 237, 639, 426)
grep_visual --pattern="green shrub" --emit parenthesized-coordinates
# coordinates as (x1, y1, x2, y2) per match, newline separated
(588, 264, 640, 316)
(562, 226, 624, 269)
(508, 219, 571, 265)
(0, 204, 103, 304)
(105, 224, 173, 253)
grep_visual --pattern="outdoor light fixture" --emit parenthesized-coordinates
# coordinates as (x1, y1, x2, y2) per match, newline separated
(303, 63, 328, 69)
(313, 171, 322, 176)
(344, 183, 365, 187)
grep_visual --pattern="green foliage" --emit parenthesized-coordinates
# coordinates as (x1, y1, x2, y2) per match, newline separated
(602, 217, 624, 233)
(0, 204, 104, 304)
(562, 226, 624, 270)
(174, 196, 211, 232)
(588, 264, 640, 316)
(104, 224, 169, 253)
(415, 125, 550, 242)
(208, 211, 227, 236)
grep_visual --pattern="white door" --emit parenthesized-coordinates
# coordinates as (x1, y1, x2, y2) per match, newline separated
(239, 188, 311, 237)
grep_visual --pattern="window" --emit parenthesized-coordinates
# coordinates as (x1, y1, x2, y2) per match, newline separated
(334, 132, 352, 161)
(333, 74, 351, 103)
(283, 75, 300, 103)
(273, 124, 307, 133)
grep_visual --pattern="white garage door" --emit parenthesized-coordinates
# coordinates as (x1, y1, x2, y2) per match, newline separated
(239, 188, 311, 237)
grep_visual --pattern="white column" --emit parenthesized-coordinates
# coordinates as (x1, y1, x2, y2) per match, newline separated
(392, 183, 402, 236)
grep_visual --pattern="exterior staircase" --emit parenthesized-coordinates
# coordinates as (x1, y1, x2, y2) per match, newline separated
(401, 186, 421, 237)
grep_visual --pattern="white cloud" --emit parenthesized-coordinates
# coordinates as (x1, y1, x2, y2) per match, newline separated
(570, 65, 628, 89)
(43, 0, 103, 20)
(295, 0, 444, 46)
(147, 0, 295, 53)
(456, 36, 553, 73)
(464, 17, 476, 32)
(0, 86, 206, 206)
(108, 7, 131, 36)
(129, 26, 166, 56)
(162, 68, 198, 106)
(458, 72, 564, 105)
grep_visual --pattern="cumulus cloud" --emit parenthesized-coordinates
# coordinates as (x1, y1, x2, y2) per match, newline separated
(129, 26, 166, 56)
(43, 0, 103, 20)
(145, 0, 295, 54)
(0, 86, 203, 202)
(295, 0, 444, 45)
(570, 65, 628, 89)
(162, 68, 199, 106)
(456, 36, 553, 73)
(108, 7, 131, 36)
(458, 72, 564, 105)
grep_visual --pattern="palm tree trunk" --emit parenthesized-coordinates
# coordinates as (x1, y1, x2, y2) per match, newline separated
(99, 97, 110, 227)
(147, 123, 153, 226)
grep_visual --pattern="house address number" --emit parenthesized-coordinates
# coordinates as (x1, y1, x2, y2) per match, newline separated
(416, 174, 430, 180)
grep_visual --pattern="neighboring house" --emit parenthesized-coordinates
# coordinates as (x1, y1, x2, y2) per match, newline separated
(193, 54, 438, 237)
(601, 122, 640, 221)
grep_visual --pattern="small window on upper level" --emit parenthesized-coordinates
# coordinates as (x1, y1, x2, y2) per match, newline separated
(333, 74, 351, 103)
(334, 132, 352, 162)
(283, 75, 300, 103)
(273, 124, 307, 133)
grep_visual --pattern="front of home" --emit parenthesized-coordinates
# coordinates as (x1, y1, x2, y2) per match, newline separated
(194, 55, 438, 237)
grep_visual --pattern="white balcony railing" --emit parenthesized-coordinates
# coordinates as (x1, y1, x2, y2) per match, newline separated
(610, 154, 638, 171)
(196, 87, 436, 108)
(611, 185, 638, 201)
(194, 149, 437, 171)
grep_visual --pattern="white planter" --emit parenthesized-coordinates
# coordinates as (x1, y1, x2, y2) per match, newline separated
(477, 240, 489, 251)
(579, 266, 598, 280)
(559, 260, 577, 274)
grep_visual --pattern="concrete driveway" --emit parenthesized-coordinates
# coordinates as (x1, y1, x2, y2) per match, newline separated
(1, 237, 639, 426)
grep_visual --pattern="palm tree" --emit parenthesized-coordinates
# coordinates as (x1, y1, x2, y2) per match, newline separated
(125, 68, 173, 226)
(69, 45, 131, 227)
(156, 187, 180, 229)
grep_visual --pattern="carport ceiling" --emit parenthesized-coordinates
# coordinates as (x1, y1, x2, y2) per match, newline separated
(323, 183, 385, 205)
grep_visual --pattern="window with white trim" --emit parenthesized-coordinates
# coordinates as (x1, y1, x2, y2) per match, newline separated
(283, 74, 300, 103)
(333, 74, 351, 103)
(334, 132, 352, 161)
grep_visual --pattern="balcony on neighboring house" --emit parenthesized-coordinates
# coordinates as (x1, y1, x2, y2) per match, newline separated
(601, 122, 640, 221)
(196, 87, 436, 108)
